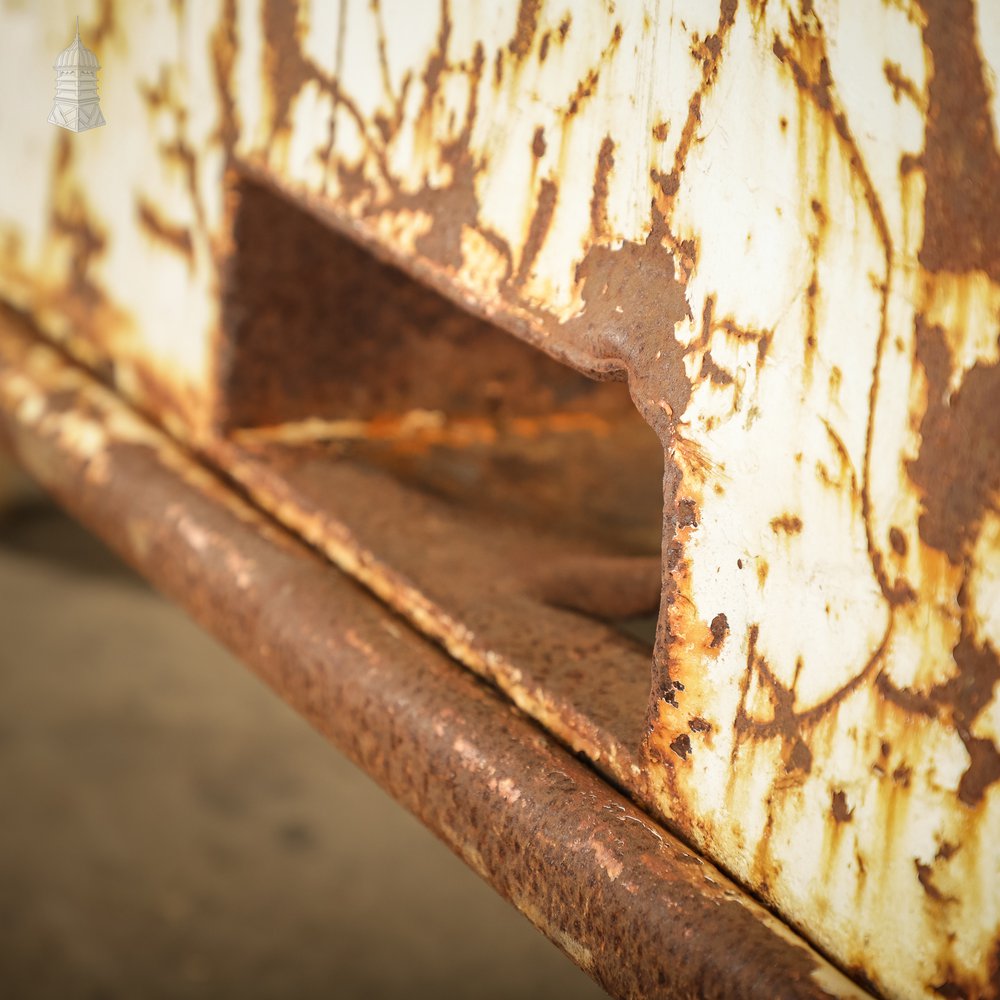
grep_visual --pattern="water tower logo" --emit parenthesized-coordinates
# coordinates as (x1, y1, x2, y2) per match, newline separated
(48, 18, 107, 132)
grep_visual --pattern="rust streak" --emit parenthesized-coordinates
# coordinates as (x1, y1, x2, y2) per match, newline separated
(509, 0, 541, 60)
(513, 179, 558, 287)
(883, 60, 923, 107)
(136, 199, 194, 262)
(590, 136, 615, 239)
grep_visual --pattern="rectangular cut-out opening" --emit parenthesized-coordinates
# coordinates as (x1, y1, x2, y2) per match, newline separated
(216, 175, 663, 762)
(218, 175, 665, 563)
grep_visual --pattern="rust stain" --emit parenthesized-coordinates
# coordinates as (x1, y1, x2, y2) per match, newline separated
(802, 196, 826, 377)
(709, 612, 730, 649)
(918, 0, 1000, 282)
(937, 842, 959, 862)
(670, 732, 693, 760)
(732, 618, 893, 746)
(88, 0, 117, 49)
(162, 139, 206, 235)
(831, 790, 854, 823)
(565, 66, 602, 118)
(532, 126, 547, 159)
(42, 133, 125, 357)
(677, 497, 698, 527)
(652, 0, 738, 207)
(589, 136, 615, 239)
(136, 199, 194, 263)
(261, 0, 311, 140)
(905, 315, 1000, 806)
(883, 59, 924, 107)
(770, 514, 803, 534)
(210, 0, 240, 153)
(828, 365, 841, 401)
(915, 859, 950, 902)
(787, 738, 812, 774)
(370, 29, 511, 279)
(768, 1, 898, 618)
(892, 764, 912, 788)
(700, 350, 735, 386)
(508, 0, 541, 60)
(696, 294, 771, 375)
(889, 526, 907, 557)
(908, 316, 1000, 565)
(513, 178, 558, 287)
(957, 729, 1000, 808)
(561, 25, 623, 120)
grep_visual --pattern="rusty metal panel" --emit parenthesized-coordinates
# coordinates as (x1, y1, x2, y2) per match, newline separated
(0, 306, 874, 1000)
(1, 3, 999, 997)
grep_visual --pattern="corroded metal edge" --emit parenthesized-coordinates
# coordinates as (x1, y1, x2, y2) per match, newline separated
(0, 307, 874, 1000)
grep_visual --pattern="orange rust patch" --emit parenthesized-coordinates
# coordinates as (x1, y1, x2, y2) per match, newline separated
(509, 0, 541, 60)
(770, 514, 803, 534)
(919, 0, 1000, 282)
(235, 410, 614, 455)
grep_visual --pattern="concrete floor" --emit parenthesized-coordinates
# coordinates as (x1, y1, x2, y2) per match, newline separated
(0, 500, 606, 999)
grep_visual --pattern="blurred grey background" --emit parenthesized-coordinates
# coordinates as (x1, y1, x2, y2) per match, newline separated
(0, 484, 605, 999)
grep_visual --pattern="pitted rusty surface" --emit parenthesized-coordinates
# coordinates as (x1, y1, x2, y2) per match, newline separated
(2, 3, 1000, 997)
(209, 436, 659, 777)
(0, 308, 873, 1000)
